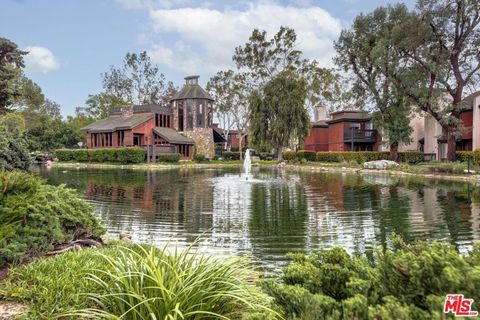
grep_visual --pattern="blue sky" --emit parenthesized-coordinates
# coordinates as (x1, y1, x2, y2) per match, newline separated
(1, 0, 415, 116)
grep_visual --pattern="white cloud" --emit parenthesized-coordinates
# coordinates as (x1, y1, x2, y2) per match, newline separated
(24, 46, 60, 74)
(143, 2, 343, 74)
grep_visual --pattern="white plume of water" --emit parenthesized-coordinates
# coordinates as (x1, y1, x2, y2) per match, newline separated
(243, 149, 251, 177)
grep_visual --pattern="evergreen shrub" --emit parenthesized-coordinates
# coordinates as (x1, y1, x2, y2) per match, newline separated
(156, 153, 181, 163)
(262, 236, 480, 319)
(0, 171, 104, 267)
(223, 151, 241, 160)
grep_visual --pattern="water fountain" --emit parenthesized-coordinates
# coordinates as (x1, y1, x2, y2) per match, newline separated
(243, 148, 252, 179)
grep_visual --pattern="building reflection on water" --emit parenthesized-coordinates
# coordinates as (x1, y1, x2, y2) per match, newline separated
(39, 166, 480, 266)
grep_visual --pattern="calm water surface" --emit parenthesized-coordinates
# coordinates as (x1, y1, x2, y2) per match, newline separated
(38, 166, 480, 267)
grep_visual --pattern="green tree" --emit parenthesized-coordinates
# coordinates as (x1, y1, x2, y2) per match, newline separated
(0, 113, 31, 171)
(390, 0, 480, 161)
(84, 93, 125, 119)
(335, 4, 413, 161)
(101, 51, 176, 106)
(0, 38, 27, 113)
(234, 26, 306, 85)
(206, 70, 236, 149)
(249, 69, 309, 161)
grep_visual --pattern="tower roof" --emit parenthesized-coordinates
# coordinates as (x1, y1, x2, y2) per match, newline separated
(170, 75, 214, 101)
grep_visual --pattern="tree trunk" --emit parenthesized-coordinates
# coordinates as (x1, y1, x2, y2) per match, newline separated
(446, 126, 457, 162)
(277, 144, 284, 162)
(389, 143, 399, 162)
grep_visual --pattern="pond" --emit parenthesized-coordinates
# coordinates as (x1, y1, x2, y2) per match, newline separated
(37, 166, 480, 268)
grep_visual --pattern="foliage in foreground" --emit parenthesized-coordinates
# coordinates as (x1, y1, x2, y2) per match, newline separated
(0, 171, 104, 267)
(261, 237, 480, 319)
(1, 243, 279, 319)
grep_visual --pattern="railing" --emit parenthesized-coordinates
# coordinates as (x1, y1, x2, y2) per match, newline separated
(344, 129, 377, 142)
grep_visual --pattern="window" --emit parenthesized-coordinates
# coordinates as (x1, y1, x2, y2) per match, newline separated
(177, 101, 184, 131)
(117, 130, 125, 146)
(196, 101, 204, 127)
(133, 134, 143, 146)
(186, 99, 193, 130)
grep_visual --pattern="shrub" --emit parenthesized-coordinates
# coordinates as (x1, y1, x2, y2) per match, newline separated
(261, 236, 480, 320)
(282, 151, 297, 161)
(456, 151, 474, 162)
(473, 148, 480, 166)
(0, 172, 104, 267)
(224, 151, 240, 160)
(156, 152, 181, 163)
(90, 148, 116, 162)
(0, 131, 31, 171)
(259, 152, 274, 161)
(315, 152, 389, 163)
(397, 151, 424, 164)
(297, 150, 316, 161)
(116, 147, 145, 164)
(193, 153, 206, 162)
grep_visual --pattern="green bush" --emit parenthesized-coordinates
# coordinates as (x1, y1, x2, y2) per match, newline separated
(55, 147, 146, 164)
(262, 236, 480, 320)
(282, 151, 297, 161)
(259, 152, 274, 161)
(0, 131, 32, 171)
(297, 150, 316, 161)
(473, 148, 480, 166)
(193, 153, 206, 162)
(156, 153, 181, 163)
(315, 151, 390, 163)
(224, 151, 240, 160)
(2, 243, 279, 319)
(456, 151, 474, 162)
(116, 147, 145, 164)
(0, 172, 104, 267)
(397, 151, 424, 164)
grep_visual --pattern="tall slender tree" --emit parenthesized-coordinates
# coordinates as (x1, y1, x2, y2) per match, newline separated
(249, 69, 309, 161)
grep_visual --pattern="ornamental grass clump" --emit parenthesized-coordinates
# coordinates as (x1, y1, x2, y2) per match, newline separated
(72, 244, 279, 320)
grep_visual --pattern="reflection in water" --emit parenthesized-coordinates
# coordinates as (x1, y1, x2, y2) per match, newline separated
(38, 166, 480, 266)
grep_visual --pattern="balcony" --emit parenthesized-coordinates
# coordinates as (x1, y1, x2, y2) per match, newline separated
(344, 129, 377, 143)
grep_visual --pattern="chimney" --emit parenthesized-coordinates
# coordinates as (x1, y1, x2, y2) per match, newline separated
(314, 105, 327, 122)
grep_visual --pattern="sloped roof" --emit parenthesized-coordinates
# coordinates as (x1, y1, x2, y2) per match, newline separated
(312, 120, 328, 128)
(171, 84, 214, 101)
(153, 127, 194, 145)
(81, 113, 153, 133)
(326, 111, 372, 124)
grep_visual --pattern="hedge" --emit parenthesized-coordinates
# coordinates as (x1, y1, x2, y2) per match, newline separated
(193, 154, 206, 162)
(474, 148, 480, 166)
(282, 151, 297, 161)
(157, 153, 181, 163)
(55, 147, 146, 164)
(315, 151, 390, 163)
(116, 148, 145, 164)
(223, 151, 240, 160)
(456, 151, 474, 162)
(397, 151, 424, 164)
(296, 150, 316, 161)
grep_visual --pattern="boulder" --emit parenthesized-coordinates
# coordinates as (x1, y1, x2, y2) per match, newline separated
(363, 160, 399, 170)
